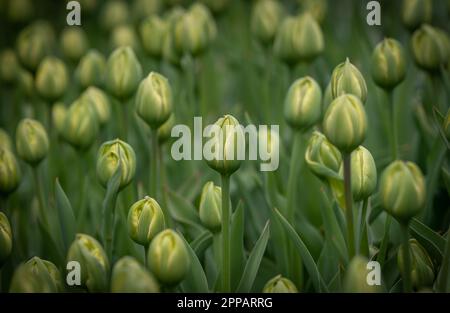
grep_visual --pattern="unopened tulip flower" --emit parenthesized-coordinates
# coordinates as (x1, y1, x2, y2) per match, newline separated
(199, 181, 222, 232)
(60, 27, 89, 62)
(100, 0, 130, 32)
(16, 118, 49, 166)
(76, 50, 106, 89)
(402, 0, 432, 31)
(17, 69, 34, 98)
(251, 0, 284, 45)
(81, 87, 111, 126)
(398, 239, 435, 289)
(157, 114, 175, 144)
(263, 275, 298, 293)
(351, 146, 377, 202)
(35, 56, 69, 102)
(412, 25, 450, 72)
(16, 22, 52, 71)
(331, 58, 367, 103)
(0, 49, 19, 84)
(110, 25, 139, 50)
(343, 256, 382, 292)
(131, 0, 161, 23)
(111, 256, 160, 293)
(0, 212, 12, 264)
(0, 147, 21, 195)
(305, 131, 342, 180)
(139, 15, 167, 58)
(298, 0, 327, 24)
(162, 8, 185, 66)
(0, 129, 12, 151)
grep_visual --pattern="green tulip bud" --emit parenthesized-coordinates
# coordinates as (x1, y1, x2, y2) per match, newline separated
(0, 212, 12, 264)
(371, 38, 407, 90)
(323, 94, 367, 153)
(62, 99, 100, 151)
(262, 275, 298, 293)
(147, 229, 190, 285)
(305, 131, 342, 180)
(157, 114, 175, 144)
(205, 114, 245, 175)
(0, 128, 12, 150)
(97, 139, 136, 189)
(139, 15, 167, 58)
(17, 69, 34, 98)
(412, 24, 450, 72)
(111, 256, 160, 292)
(9, 257, 63, 293)
(162, 8, 184, 66)
(351, 146, 377, 202)
(76, 50, 106, 89)
(343, 255, 382, 292)
(105, 46, 143, 100)
(35, 56, 69, 102)
(100, 0, 130, 32)
(444, 109, 450, 141)
(0, 49, 19, 84)
(60, 27, 89, 62)
(0, 147, 21, 195)
(136, 72, 173, 129)
(111, 25, 139, 50)
(199, 181, 222, 232)
(16, 21, 52, 71)
(298, 0, 327, 24)
(284, 76, 322, 130)
(132, 0, 161, 23)
(52, 102, 67, 136)
(7, 0, 34, 23)
(251, 0, 284, 45)
(402, 0, 432, 31)
(16, 118, 49, 166)
(67, 233, 109, 292)
(274, 13, 324, 65)
(331, 58, 367, 103)
(397, 239, 434, 289)
(380, 160, 426, 223)
(191, 3, 217, 41)
(81, 87, 111, 126)
(127, 196, 166, 246)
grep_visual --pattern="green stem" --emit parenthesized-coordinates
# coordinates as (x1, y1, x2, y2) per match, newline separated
(286, 131, 303, 221)
(343, 154, 355, 259)
(221, 174, 231, 292)
(377, 214, 392, 266)
(400, 223, 412, 292)
(385, 90, 398, 160)
(359, 198, 369, 257)
(158, 145, 174, 228)
(150, 130, 158, 199)
(32, 165, 48, 228)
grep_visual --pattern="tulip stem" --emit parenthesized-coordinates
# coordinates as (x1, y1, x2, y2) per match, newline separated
(359, 198, 369, 257)
(32, 165, 48, 228)
(150, 130, 158, 199)
(343, 153, 355, 259)
(376, 214, 392, 266)
(158, 145, 174, 228)
(221, 174, 231, 293)
(400, 223, 412, 292)
(385, 90, 398, 160)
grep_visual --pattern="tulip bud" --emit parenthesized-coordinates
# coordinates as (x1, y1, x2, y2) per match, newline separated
(274, 13, 324, 64)
(52, 102, 67, 135)
(62, 99, 100, 151)
(205, 114, 245, 175)
(343, 255, 382, 292)
(139, 15, 167, 58)
(9, 257, 63, 292)
(97, 139, 136, 189)
(35, 56, 69, 102)
(323, 94, 367, 153)
(105, 46, 143, 100)
(262, 275, 298, 293)
(127, 196, 165, 246)
(0, 129, 12, 150)
(411, 24, 450, 72)
(17, 69, 34, 98)
(0, 147, 21, 195)
(157, 114, 175, 144)
(402, 0, 432, 31)
(111, 256, 160, 292)
(16, 22, 52, 71)
(162, 8, 184, 66)
(397, 239, 434, 289)
(305, 131, 342, 180)
(284, 76, 322, 130)
(330, 58, 367, 103)
(111, 25, 139, 50)
(251, 0, 284, 45)
(371, 38, 407, 90)
(136, 72, 173, 129)
(298, 0, 327, 24)
(100, 0, 130, 32)
(76, 49, 106, 89)
(0, 212, 12, 264)
(351, 146, 377, 202)
(60, 27, 89, 62)
(191, 3, 217, 41)
(67, 233, 109, 292)
(199, 181, 222, 232)
(81, 87, 111, 126)
(132, 0, 161, 23)
(379, 160, 426, 223)
(147, 229, 190, 285)
(0, 49, 19, 84)
(16, 118, 49, 166)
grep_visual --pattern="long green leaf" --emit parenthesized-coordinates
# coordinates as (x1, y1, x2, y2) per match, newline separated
(55, 178, 76, 253)
(410, 217, 445, 262)
(190, 230, 213, 258)
(230, 201, 245, 291)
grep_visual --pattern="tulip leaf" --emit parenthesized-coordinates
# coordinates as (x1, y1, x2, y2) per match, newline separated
(410, 218, 446, 262)
(230, 201, 245, 291)
(236, 220, 270, 293)
(37, 218, 65, 267)
(55, 178, 76, 253)
(167, 188, 204, 237)
(190, 230, 213, 258)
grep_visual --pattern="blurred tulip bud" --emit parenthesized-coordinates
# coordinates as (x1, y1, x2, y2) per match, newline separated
(147, 229, 190, 285)
(67, 233, 109, 292)
(111, 256, 160, 292)
(371, 38, 407, 90)
(60, 27, 89, 62)
(105, 46, 143, 100)
(16, 21, 53, 71)
(199, 181, 222, 232)
(35, 56, 69, 102)
(9, 257, 63, 292)
(16, 118, 49, 166)
(111, 25, 139, 50)
(397, 239, 434, 289)
(323, 94, 367, 153)
(81, 87, 111, 126)
(52, 102, 67, 135)
(132, 0, 161, 23)
(0, 147, 21, 195)
(298, 0, 327, 24)
(402, 0, 432, 31)
(191, 3, 217, 41)
(274, 13, 324, 65)
(351, 146, 377, 202)
(305, 131, 342, 180)
(205, 114, 245, 175)
(77, 50, 106, 89)
(263, 275, 298, 293)
(343, 255, 382, 292)
(17, 69, 34, 98)
(162, 8, 185, 66)
(380, 160, 426, 223)
(100, 0, 130, 32)
(139, 15, 167, 58)
(0, 128, 12, 150)
(444, 109, 450, 140)
(200, 0, 230, 14)
(412, 24, 450, 72)
(0, 49, 19, 84)
(331, 58, 367, 103)
(251, 0, 284, 45)
(136, 72, 173, 129)
(0, 212, 12, 264)
(97, 139, 136, 189)
(157, 114, 175, 144)
(7, 0, 34, 23)
(284, 76, 322, 130)
(127, 196, 165, 246)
